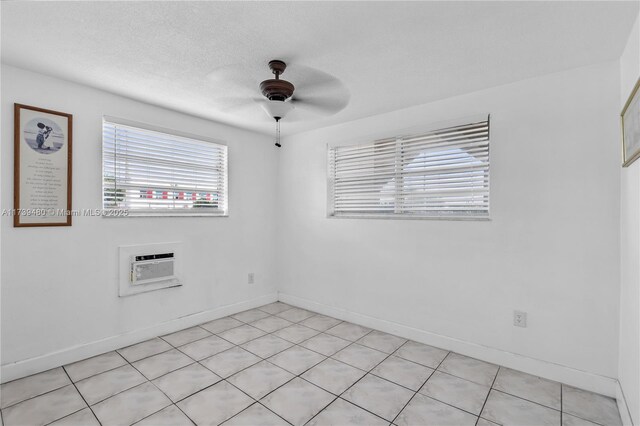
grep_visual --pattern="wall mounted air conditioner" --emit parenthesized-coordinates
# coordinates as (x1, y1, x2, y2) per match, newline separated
(130, 253, 175, 285)
(119, 242, 182, 297)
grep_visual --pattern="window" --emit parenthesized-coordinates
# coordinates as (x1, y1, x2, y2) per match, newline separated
(328, 117, 489, 219)
(102, 118, 228, 216)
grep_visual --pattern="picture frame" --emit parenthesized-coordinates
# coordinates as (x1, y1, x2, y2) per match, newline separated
(14, 103, 73, 227)
(621, 77, 640, 167)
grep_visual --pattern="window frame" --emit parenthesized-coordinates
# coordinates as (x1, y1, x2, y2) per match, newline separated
(327, 115, 491, 221)
(101, 116, 229, 218)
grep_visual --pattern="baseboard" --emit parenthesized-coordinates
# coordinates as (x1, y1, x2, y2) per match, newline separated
(278, 292, 618, 398)
(1, 293, 278, 383)
(617, 380, 635, 426)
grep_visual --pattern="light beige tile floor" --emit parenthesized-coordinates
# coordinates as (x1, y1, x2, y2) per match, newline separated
(0, 302, 624, 426)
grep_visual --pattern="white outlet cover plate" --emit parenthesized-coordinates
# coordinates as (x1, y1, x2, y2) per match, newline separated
(513, 310, 527, 327)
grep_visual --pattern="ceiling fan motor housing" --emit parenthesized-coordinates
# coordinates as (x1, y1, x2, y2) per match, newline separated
(260, 79, 295, 101)
(260, 59, 295, 102)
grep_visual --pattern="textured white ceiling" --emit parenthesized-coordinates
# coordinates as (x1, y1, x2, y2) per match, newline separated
(2, 1, 637, 136)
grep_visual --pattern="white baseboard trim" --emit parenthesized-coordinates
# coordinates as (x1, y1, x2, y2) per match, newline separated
(1, 293, 278, 383)
(279, 292, 618, 398)
(617, 380, 635, 426)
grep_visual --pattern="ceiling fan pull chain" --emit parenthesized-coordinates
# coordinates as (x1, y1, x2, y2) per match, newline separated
(275, 118, 282, 148)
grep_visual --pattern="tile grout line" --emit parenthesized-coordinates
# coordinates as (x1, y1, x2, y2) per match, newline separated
(269, 349, 326, 376)
(389, 345, 453, 425)
(42, 407, 94, 426)
(58, 366, 102, 426)
(220, 380, 293, 426)
(119, 346, 174, 365)
(162, 368, 222, 405)
(69, 365, 149, 407)
(0, 380, 75, 411)
(414, 391, 487, 420)
(423, 358, 566, 418)
(301, 394, 340, 425)
(132, 356, 196, 382)
(432, 361, 498, 388)
(489, 388, 563, 414)
(226, 377, 294, 420)
(227, 358, 298, 402)
(24, 349, 150, 392)
(215, 325, 272, 346)
(256, 401, 295, 426)
(476, 364, 501, 425)
(364, 344, 492, 419)
(124, 353, 196, 426)
(130, 403, 196, 426)
(2, 378, 93, 424)
(158, 326, 214, 348)
(55, 353, 131, 388)
(223, 401, 294, 426)
(270, 327, 348, 357)
(331, 347, 404, 422)
(196, 352, 261, 381)
(318, 332, 405, 424)
(297, 368, 371, 426)
(558, 385, 608, 426)
(407, 369, 481, 418)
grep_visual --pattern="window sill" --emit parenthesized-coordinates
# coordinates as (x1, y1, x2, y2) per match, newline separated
(101, 211, 228, 218)
(327, 213, 490, 221)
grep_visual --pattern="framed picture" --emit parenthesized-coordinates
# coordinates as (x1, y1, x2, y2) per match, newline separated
(622, 77, 640, 167)
(14, 104, 72, 227)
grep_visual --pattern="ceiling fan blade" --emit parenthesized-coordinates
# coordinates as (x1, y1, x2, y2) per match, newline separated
(206, 62, 265, 97)
(292, 96, 349, 115)
(290, 67, 349, 103)
(289, 66, 342, 92)
(212, 96, 264, 113)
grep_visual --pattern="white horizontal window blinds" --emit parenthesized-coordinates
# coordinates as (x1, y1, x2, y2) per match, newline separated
(103, 120, 228, 216)
(328, 118, 489, 218)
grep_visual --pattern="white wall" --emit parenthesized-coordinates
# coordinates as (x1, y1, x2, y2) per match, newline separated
(278, 61, 622, 383)
(0, 65, 279, 377)
(619, 13, 640, 425)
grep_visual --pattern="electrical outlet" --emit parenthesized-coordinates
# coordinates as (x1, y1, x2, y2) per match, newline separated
(513, 310, 527, 328)
(248, 273, 255, 285)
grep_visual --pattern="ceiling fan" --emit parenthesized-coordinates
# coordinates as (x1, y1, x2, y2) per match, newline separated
(208, 60, 350, 147)
(259, 60, 295, 120)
